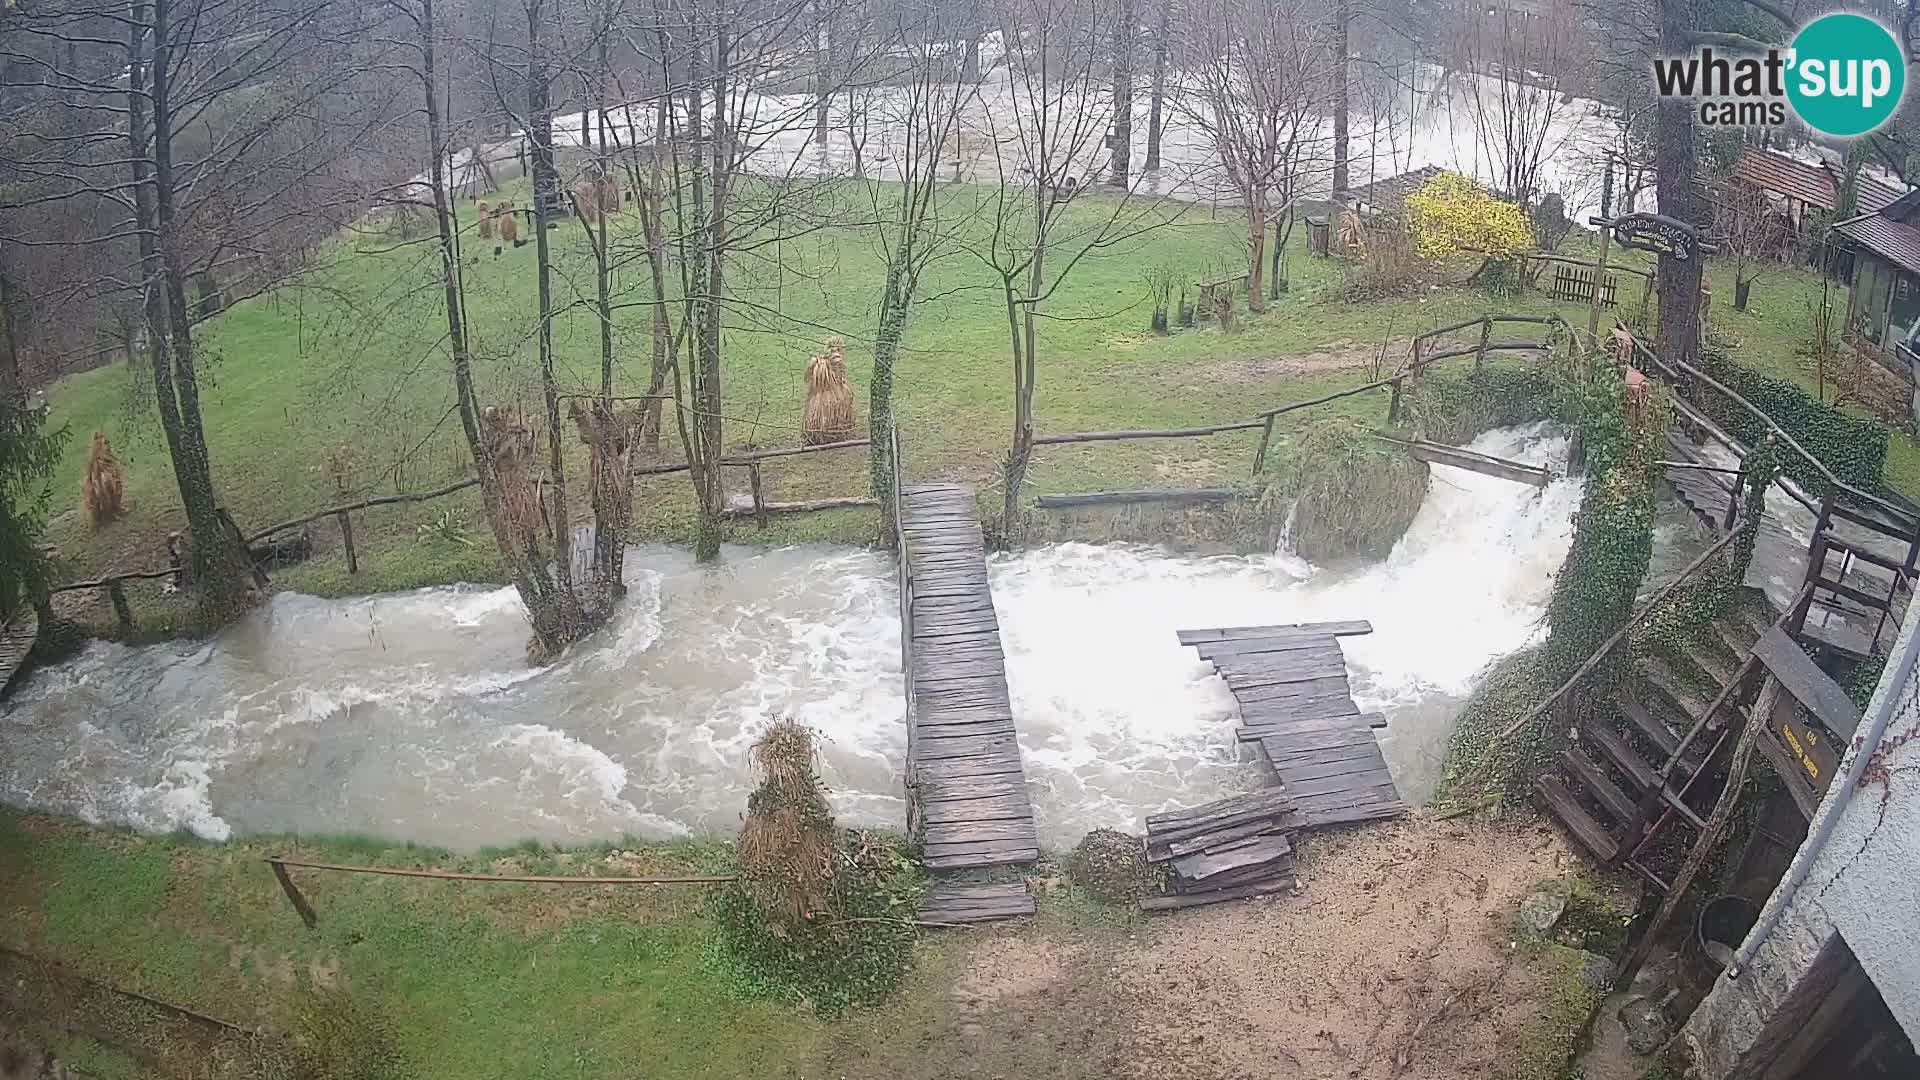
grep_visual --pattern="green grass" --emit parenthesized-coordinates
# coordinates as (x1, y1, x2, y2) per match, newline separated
(0, 810, 969, 1078)
(37, 181, 1913, 635)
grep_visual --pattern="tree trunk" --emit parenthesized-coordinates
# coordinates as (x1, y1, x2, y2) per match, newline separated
(813, 0, 830, 146)
(144, 0, 256, 619)
(1108, 0, 1133, 188)
(1246, 196, 1267, 314)
(1331, 0, 1349, 200)
(963, 32, 982, 83)
(870, 259, 909, 544)
(528, 1, 587, 637)
(1654, 0, 1703, 369)
(1734, 277, 1751, 311)
(639, 95, 672, 454)
(1144, 6, 1166, 173)
(685, 14, 726, 562)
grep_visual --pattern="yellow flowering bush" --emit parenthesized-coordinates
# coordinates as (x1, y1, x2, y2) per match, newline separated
(1403, 172, 1533, 259)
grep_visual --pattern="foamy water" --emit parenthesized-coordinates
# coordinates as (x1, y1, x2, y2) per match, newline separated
(0, 426, 1580, 849)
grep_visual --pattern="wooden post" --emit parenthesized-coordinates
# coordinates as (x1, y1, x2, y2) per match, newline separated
(106, 580, 133, 632)
(268, 859, 319, 929)
(1474, 318, 1492, 372)
(1589, 153, 1615, 342)
(1387, 376, 1404, 424)
(336, 511, 358, 575)
(748, 463, 768, 529)
(1723, 469, 1744, 531)
(1253, 415, 1277, 476)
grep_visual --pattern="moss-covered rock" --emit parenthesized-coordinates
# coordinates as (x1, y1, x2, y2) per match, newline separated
(1064, 829, 1155, 904)
(1260, 417, 1429, 562)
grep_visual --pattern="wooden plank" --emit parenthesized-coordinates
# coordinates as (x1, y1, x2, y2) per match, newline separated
(1561, 749, 1637, 824)
(1238, 697, 1364, 723)
(1615, 688, 1680, 758)
(920, 774, 1026, 803)
(1170, 833, 1293, 883)
(920, 794, 1033, 824)
(1146, 818, 1286, 862)
(1177, 620, 1373, 645)
(1195, 637, 1342, 660)
(1534, 774, 1619, 863)
(1275, 766, 1395, 798)
(924, 818, 1040, 845)
(1273, 753, 1394, 784)
(1408, 439, 1550, 486)
(1583, 722, 1657, 792)
(911, 755, 1026, 782)
(1138, 876, 1296, 912)
(1145, 787, 1294, 829)
(1752, 626, 1862, 740)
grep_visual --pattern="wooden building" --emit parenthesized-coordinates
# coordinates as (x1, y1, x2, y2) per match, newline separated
(1833, 190, 1920, 358)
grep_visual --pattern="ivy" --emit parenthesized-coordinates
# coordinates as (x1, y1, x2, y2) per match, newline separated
(0, 396, 66, 621)
(1698, 346, 1887, 495)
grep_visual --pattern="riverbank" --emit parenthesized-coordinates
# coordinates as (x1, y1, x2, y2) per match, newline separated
(0, 807, 1615, 1079)
(34, 181, 1904, 642)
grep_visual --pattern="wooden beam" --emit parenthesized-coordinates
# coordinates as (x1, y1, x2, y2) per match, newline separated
(1393, 438, 1551, 486)
(1032, 421, 1264, 445)
(1034, 488, 1239, 509)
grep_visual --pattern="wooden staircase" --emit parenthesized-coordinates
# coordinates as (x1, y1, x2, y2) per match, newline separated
(1533, 616, 1765, 892)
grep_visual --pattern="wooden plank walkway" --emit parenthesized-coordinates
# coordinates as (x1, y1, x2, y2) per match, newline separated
(1181, 621, 1409, 830)
(899, 485, 1040, 876)
(0, 608, 37, 697)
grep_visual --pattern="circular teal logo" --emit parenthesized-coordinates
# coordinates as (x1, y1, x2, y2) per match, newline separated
(1786, 13, 1906, 137)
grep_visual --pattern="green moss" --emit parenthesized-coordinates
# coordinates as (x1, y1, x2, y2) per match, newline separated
(1436, 645, 1558, 803)
(1502, 944, 1607, 1080)
(1259, 416, 1429, 561)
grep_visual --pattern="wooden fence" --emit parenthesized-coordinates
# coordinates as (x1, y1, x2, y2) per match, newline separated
(1019, 313, 1574, 510)
(49, 435, 882, 629)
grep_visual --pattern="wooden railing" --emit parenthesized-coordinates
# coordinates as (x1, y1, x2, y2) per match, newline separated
(889, 419, 918, 784)
(1021, 314, 1574, 505)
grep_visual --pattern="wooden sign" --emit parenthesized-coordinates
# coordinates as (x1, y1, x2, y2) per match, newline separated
(1598, 212, 1716, 262)
(1770, 700, 1840, 793)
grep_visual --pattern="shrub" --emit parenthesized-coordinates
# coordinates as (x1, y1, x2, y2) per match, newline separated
(1259, 416, 1428, 562)
(711, 720, 924, 1014)
(1404, 172, 1532, 261)
(1397, 364, 1555, 445)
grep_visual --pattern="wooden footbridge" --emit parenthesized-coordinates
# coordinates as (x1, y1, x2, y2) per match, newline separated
(893, 482, 1041, 924)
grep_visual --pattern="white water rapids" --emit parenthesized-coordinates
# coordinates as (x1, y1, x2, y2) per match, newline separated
(0, 426, 1580, 850)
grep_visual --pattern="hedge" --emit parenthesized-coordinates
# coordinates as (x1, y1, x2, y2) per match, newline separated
(1700, 348, 1889, 495)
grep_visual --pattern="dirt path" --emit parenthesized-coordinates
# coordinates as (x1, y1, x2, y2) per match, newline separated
(840, 816, 1580, 1080)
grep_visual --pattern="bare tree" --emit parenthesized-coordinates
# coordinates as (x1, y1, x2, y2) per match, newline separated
(1448, 0, 1585, 210)
(1712, 178, 1784, 313)
(1173, 0, 1333, 312)
(971, 0, 1174, 532)
(857, 0, 977, 536)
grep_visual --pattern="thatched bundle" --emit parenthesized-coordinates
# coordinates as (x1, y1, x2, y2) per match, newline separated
(802, 338, 856, 446)
(476, 200, 493, 239)
(738, 718, 838, 932)
(481, 406, 546, 554)
(81, 431, 124, 529)
(496, 203, 519, 248)
(574, 176, 619, 219)
(1259, 416, 1428, 562)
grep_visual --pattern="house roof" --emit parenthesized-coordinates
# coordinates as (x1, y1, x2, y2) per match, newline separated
(1733, 148, 1837, 210)
(1857, 174, 1904, 215)
(1344, 165, 1447, 208)
(1834, 213, 1920, 274)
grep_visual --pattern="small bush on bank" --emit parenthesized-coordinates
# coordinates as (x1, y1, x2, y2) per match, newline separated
(1065, 829, 1155, 904)
(711, 719, 924, 1015)
(1259, 416, 1428, 562)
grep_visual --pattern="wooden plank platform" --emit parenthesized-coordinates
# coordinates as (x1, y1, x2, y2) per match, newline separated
(916, 881, 1036, 926)
(1752, 626, 1861, 740)
(900, 485, 1039, 874)
(0, 608, 37, 697)
(1407, 438, 1552, 486)
(1180, 623, 1410, 832)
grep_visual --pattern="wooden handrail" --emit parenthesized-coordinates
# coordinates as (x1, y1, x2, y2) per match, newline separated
(265, 856, 732, 885)
(1624, 329, 1919, 531)
(1033, 421, 1265, 445)
(1497, 525, 1748, 740)
(248, 477, 481, 543)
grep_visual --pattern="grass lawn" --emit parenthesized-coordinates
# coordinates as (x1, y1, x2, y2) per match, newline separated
(35, 179, 1912, 635)
(0, 810, 964, 1078)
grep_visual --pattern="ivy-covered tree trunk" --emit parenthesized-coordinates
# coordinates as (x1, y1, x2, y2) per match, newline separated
(0, 275, 64, 623)
(870, 259, 909, 545)
(1654, 0, 1703, 369)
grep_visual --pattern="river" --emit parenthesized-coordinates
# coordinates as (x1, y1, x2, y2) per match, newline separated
(1, 425, 1580, 850)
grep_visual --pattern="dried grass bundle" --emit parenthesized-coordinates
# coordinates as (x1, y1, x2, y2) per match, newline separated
(81, 431, 124, 529)
(801, 338, 856, 446)
(738, 718, 838, 933)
